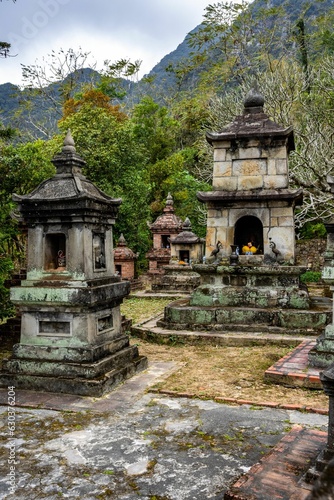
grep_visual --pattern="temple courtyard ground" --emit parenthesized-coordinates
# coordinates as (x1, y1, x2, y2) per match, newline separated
(0, 363, 328, 499)
(0, 297, 331, 499)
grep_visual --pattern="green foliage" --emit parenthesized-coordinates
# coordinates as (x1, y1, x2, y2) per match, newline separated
(0, 139, 57, 261)
(300, 271, 322, 283)
(131, 96, 180, 164)
(0, 124, 16, 140)
(0, 256, 14, 321)
(299, 222, 327, 240)
(59, 102, 151, 268)
(0, 137, 59, 319)
(99, 58, 141, 101)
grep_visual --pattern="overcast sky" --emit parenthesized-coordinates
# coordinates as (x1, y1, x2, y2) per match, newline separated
(0, 0, 216, 86)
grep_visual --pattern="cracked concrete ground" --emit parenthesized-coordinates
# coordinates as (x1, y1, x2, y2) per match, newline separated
(0, 388, 328, 500)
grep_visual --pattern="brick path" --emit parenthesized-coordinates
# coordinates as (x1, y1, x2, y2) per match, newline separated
(265, 340, 322, 389)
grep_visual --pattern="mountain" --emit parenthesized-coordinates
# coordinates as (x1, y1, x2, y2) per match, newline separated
(0, 68, 101, 140)
(1, 0, 334, 139)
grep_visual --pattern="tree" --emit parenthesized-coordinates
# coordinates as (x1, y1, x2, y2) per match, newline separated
(131, 96, 180, 165)
(58, 94, 152, 268)
(15, 48, 97, 139)
(130, 96, 210, 235)
(21, 48, 95, 111)
(98, 58, 142, 104)
(0, 133, 57, 318)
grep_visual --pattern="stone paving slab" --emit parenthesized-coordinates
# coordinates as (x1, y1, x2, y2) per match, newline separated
(0, 361, 329, 499)
(265, 340, 322, 389)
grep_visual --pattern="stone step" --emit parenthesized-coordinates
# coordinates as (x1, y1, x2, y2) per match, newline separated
(2, 344, 140, 379)
(131, 317, 317, 347)
(157, 320, 321, 336)
(162, 302, 331, 334)
(0, 356, 148, 397)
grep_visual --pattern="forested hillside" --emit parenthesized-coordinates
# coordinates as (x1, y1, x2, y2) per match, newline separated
(1, 0, 334, 317)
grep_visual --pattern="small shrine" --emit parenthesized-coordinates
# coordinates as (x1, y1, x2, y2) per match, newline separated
(146, 193, 183, 275)
(0, 131, 147, 396)
(169, 218, 205, 265)
(114, 233, 138, 281)
(197, 88, 301, 263)
(151, 218, 204, 293)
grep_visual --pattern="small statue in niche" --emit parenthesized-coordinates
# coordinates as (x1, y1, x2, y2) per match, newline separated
(57, 250, 66, 268)
(93, 234, 106, 269)
(242, 241, 257, 255)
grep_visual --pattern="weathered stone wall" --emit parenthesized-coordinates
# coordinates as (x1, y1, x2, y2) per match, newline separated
(212, 139, 289, 191)
(295, 239, 327, 271)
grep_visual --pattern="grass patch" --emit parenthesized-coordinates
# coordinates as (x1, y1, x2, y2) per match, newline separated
(122, 298, 328, 409)
(122, 297, 171, 325)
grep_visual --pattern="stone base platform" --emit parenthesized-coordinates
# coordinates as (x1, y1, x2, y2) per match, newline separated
(225, 425, 327, 500)
(264, 340, 322, 389)
(0, 342, 148, 397)
(158, 298, 331, 337)
(151, 265, 201, 294)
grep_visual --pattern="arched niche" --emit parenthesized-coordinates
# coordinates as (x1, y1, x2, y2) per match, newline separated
(44, 233, 66, 270)
(234, 216, 263, 254)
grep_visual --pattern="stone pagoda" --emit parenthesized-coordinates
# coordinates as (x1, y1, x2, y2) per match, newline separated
(0, 131, 147, 396)
(157, 90, 330, 337)
(198, 88, 301, 262)
(114, 233, 138, 281)
(169, 217, 205, 265)
(146, 193, 183, 275)
(151, 218, 204, 293)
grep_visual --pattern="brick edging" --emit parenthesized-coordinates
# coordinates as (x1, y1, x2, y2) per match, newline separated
(149, 389, 328, 415)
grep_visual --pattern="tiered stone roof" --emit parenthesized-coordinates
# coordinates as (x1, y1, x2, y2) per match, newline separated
(169, 218, 204, 244)
(114, 234, 138, 261)
(206, 88, 295, 151)
(148, 193, 183, 233)
(13, 130, 122, 225)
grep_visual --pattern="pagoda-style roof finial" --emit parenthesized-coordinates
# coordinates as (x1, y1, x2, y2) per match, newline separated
(166, 192, 173, 206)
(117, 233, 127, 246)
(51, 129, 86, 175)
(163, 192, 175, 213)
(62, 129, 76, 153)
(182, 217, 192, 231)
(243, 88, 265, 114)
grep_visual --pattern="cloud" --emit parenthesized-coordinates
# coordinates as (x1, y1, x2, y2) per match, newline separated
(1, 0, 211, 85)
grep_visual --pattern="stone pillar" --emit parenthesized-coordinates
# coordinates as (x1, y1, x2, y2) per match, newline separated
(305, 364, 334, 494)
(309, 208, 334, 368)
(320, 366, 334, 463)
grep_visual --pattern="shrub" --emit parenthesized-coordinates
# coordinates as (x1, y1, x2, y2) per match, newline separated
(300, 271, 322, 283)
(299, 223, 327, 240)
